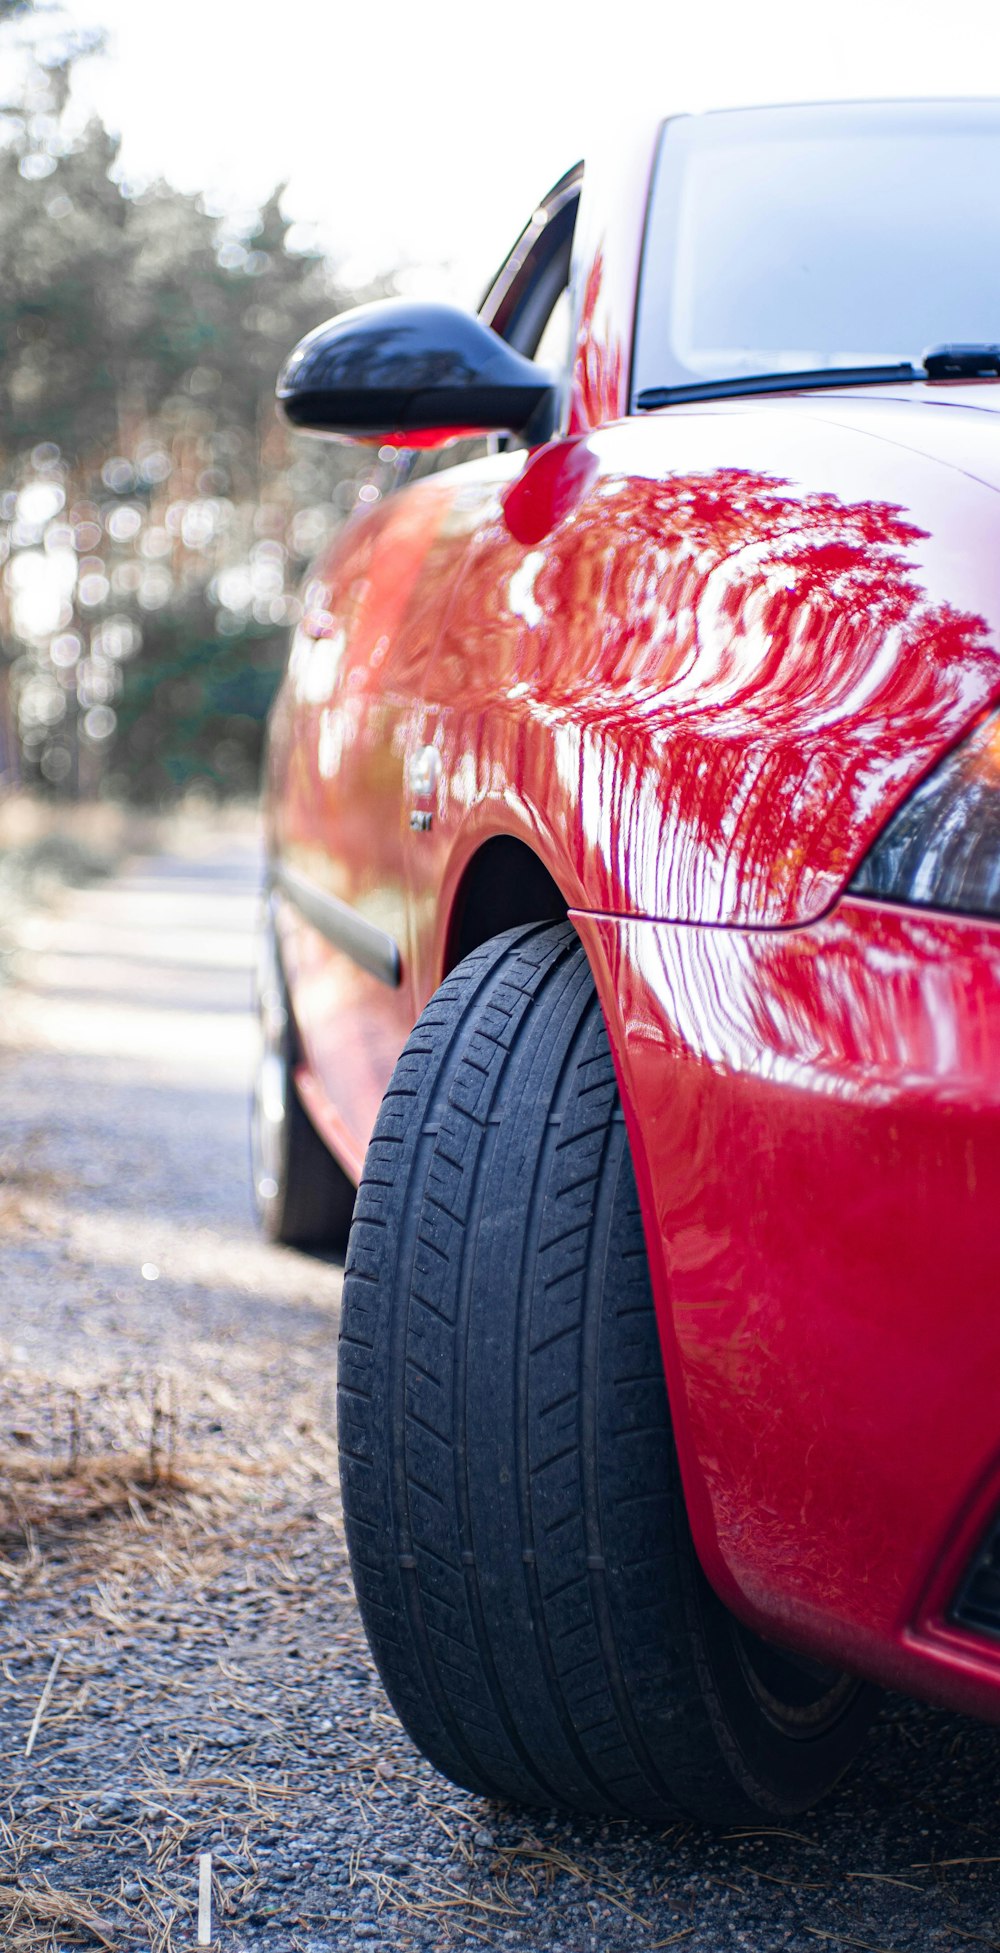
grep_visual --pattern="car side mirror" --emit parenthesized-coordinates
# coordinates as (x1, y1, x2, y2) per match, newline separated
(276, 297, 558, 449)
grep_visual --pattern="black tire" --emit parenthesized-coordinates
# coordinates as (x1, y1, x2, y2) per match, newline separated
(251, 910, 355, 1253)
(338, 922, 876, 1822)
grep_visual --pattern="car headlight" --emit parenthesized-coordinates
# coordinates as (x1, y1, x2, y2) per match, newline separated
(849, 706, 1000, 920)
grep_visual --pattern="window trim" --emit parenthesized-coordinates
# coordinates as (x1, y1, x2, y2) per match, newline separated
(479, 164, 583, 362)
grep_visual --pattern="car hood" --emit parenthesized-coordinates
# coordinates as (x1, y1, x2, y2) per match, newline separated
(753, 379, 1000, 495)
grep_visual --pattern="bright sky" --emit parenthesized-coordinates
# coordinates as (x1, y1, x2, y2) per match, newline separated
(49, 0, 1000, 305)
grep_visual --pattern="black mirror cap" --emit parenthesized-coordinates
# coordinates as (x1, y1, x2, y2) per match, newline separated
(276, 297, 557, 448)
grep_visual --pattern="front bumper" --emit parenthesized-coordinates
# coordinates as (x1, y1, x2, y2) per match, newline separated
(575, 896, 1000, 1719)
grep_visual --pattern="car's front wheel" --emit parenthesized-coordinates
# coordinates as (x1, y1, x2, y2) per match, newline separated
(338, 922, 875, 1821)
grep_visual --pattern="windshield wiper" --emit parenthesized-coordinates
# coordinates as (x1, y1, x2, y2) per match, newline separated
(637, 346, 1000, 410)
(636, 364, 921, 409)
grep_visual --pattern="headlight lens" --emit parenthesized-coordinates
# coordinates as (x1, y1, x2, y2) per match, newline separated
(849, 706, 1000, 919)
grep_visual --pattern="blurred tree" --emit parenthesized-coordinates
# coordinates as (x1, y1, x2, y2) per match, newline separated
(0, 9, 384, 799)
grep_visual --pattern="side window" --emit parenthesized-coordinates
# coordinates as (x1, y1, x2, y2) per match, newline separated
(402, 166, 583, 482)
(481, 164, 581, 380)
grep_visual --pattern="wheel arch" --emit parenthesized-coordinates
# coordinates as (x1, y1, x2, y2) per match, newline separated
(442, 833, 571, 974)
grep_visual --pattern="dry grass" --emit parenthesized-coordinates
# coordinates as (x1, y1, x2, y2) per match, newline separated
(0, 1372, 207, 1557)
(0, 1877, 117, 1950)
(0, 1448, 195, 1549)
(0, 1366, 345, 1950)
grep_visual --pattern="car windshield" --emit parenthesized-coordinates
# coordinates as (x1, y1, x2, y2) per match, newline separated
(632, 100, 1000, 403)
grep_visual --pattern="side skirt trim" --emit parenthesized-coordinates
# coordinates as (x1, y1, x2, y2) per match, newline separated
(271, 860, 402, 988)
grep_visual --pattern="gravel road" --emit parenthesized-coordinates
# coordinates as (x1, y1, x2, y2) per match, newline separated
(0, 828, 998, 1953)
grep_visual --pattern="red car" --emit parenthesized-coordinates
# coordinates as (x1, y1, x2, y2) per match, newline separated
(254, 99, 1000, 1822)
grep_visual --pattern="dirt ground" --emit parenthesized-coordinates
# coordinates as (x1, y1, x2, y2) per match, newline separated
(0, 825, 998, 1953)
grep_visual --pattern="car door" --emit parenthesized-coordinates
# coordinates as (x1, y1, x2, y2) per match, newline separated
(268, 477, 478, 1175)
